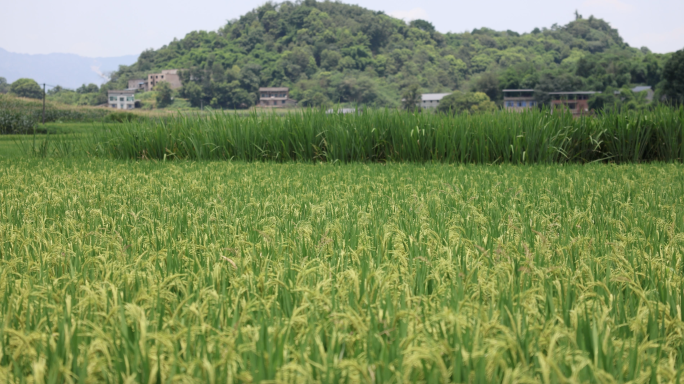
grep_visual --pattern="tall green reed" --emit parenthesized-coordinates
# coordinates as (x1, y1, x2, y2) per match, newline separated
(87, 106, 684, 163)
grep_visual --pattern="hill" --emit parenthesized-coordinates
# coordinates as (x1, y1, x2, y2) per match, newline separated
(0, 48, 137, 89)
(105, 0, 672, 108)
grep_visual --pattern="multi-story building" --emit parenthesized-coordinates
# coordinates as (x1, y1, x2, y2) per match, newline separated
(549, 91, 598, 116)
(503, 89, 537, 111)
(128, 78, 146, 91)
(125, 70, 183, 92)
(147, 69, 182, 91)
(259, 87, 297, 107)
(418, 93, 451, 109)
(108, 90, 136, 109)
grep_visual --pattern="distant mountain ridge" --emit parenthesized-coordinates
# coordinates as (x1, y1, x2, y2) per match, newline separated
(0, 48, 138, 89)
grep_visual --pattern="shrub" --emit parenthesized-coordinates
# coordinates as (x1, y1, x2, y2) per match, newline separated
(103, 111, 142, 123)
(0, 109, 35, 134)
(10, 78, 44, 99)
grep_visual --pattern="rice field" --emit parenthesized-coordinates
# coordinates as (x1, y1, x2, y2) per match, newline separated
(1, 159, 684, 383)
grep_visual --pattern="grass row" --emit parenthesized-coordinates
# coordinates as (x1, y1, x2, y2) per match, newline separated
(1, 160, 684, 382)
(84, 106, 684, 163)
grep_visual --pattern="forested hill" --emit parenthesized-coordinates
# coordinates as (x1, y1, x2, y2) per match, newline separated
(107, 0, 671, 108)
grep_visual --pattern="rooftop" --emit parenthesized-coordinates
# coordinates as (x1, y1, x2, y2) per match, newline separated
(631, 86, 652, 93)
(108, 90, 135, 95)
(548, 91, 599, 95)
(260, 87, 289, 92)
(422, 93, 451, 101)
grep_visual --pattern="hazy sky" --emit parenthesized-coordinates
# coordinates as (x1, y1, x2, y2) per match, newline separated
(2, 0, 683, 58)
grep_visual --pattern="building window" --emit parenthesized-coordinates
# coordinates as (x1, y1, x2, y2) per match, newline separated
(109, 96, 116, 101)
(120, 97, 124, 102)
(282, 100, 285, 104)
(568, 103, 576, 110)
(111, 104, 116, 108)
(161, 76, 164, 79)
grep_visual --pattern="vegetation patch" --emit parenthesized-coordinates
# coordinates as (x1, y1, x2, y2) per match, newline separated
(89, 107, 684, 163)
(1, 160, 683, 381)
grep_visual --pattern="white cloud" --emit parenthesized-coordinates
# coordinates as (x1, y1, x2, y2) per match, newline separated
(388, 8, 429, 22)
(582, 0, 635, 12)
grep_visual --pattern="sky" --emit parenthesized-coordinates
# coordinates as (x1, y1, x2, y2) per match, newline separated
(1, 0, 683, 58)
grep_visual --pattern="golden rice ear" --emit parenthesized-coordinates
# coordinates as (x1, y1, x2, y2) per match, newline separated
(0, 135, 680, 382)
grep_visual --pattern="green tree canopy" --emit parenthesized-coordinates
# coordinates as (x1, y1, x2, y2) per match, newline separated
(180, 81, 203, 108)
(401, 83, 421, 112)
(10, 78, 43, 99)
(76, 84, 99, 94)
(437, 91, 497, 114)
(662, 49, 684, 104)
(101, 1, 671, 109)
(155, 81, 173, 108)
(0, 77, 8, 94)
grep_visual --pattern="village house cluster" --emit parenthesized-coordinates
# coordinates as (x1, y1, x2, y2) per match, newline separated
(108, 68, 653, 114)
(107, 69, 183, 110)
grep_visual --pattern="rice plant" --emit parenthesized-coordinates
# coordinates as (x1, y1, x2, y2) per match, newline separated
(87, 106, 684, 163)
(1, 159, 684, 382)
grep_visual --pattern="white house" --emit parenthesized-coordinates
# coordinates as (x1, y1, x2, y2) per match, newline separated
(108, 90, 136, 110)
(418, 93, 451, 109)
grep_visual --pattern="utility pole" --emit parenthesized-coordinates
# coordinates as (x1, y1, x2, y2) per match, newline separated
(42, 83, 46, 124)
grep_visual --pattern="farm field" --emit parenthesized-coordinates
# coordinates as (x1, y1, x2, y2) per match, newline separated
(1, 159, 684, 382)
(0, 123, 105, 160)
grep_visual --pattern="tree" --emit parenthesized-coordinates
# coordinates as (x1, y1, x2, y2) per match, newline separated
(437, 91, 497, 114)
(47, 85, 65, 96)
(155, 81, 173, 107)
(662, 49, 684, 104)
(211, 61, 225, 83)
(10, 78, 43, 99)
(473, 71, 500, 102)
(410, 19, 435, 33)
(180, 82, 203, 107)
(100, 1, 669, 109)
(76, 83, 99, 94)
(320, 50, 342, 70)
(401, 83, 421, 112)
(588, 87, 617, 111)
(0, 77, 8, 94)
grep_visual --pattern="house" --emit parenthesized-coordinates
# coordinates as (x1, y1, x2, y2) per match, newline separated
(615, 86, 654, 101)
(108, 90, 136, 109)
(147, 69, 182, 91)
(326, 108, 360, 114)
(503, 89, 537, 111)
(126, 70, 183, 92)
(259, 87, 297, 108)
(418, 93, 451, 109)
(549, 91, 599, 116)
(128, 78, 146, 91)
